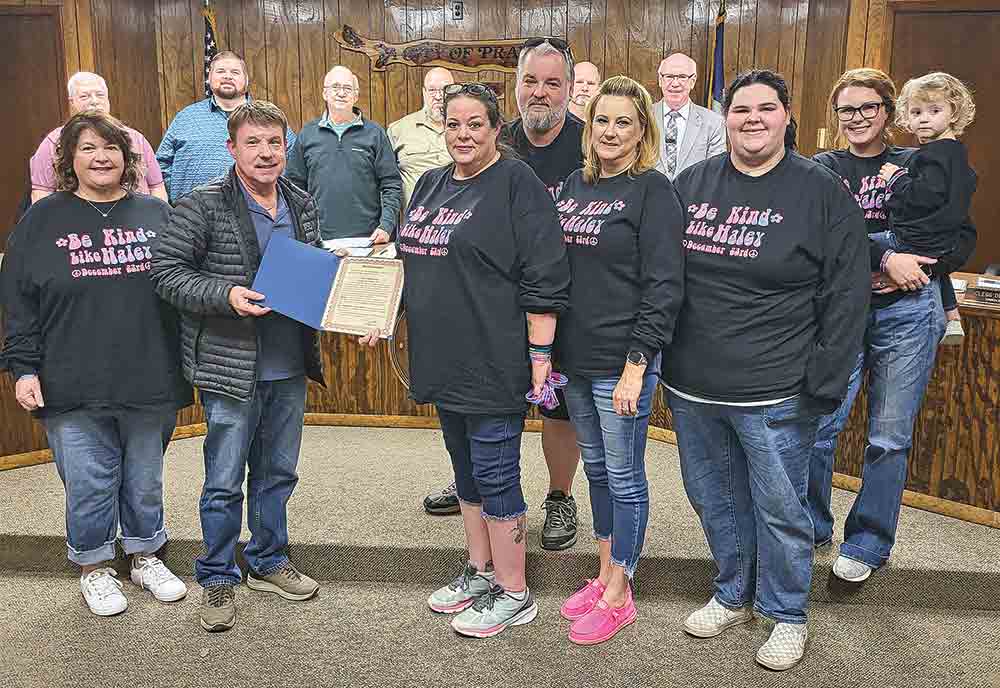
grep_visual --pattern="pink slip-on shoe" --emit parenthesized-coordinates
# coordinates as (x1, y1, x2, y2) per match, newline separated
(568, 588, 637, 645)
(560, 579, 607, 621)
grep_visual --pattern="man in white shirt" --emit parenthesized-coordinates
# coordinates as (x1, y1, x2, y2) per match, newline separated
(653, 53, 726, 180)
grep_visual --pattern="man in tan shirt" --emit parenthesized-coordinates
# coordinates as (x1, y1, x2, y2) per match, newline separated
(387, 67, 455, 209)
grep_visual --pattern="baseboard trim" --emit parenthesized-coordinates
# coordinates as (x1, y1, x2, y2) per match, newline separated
(832, 473, 1000, 529)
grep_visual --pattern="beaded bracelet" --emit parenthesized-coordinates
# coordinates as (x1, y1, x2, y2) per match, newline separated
(525, 372, 569, 410)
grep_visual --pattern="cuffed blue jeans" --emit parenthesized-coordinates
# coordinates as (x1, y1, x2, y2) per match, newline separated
(43, 407, 176, 566)
(670, 393, 823, 624)
(197, 376, 306, 587)
(436, 407, 527, 520)
(808, 282, 946, 568)
(563, 372, 656, 578)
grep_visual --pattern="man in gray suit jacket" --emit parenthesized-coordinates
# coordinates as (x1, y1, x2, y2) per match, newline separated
(653, 53, 727, 180)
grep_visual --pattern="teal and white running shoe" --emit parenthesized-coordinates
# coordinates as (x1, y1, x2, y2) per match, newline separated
(450, 584, 538, 638)
(427, 561, 495, 614)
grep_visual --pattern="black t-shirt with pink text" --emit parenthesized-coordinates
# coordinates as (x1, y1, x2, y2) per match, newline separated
(505, 114, 585, 200)
(1, 192, 190, 417)
(555, 168, 685, 377)
(399, 158, 570, 414)
(667, 152, 869, 405)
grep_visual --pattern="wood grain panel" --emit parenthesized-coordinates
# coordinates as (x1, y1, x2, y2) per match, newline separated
(737, 0, 758, 73)
(477, 0, 509, 117)
(566, 0, 590, 61)
(264, 1, 301, 129)
(383, 0, 409, 126)
(790, 0, 808, 129)
(61, 0, 80, 76)
(297, 0, 327, 126)
(587, 0, 606, 78)
(799, 0, 848, 154)
(520, 0, 550, 38)
(628, 0, 665, 99)
(603, 0, 628, 78)
(366, 0, 388, 125)
(242, 0, 269, 101)
(690, 0, 709, 105)
(776, 0, 799, 79)
(722, 0, 740, 85)
(157, 0, 196, 122)
(503, 0, 522, 120)
(754, 0, 781, 70)
(402, 0, 422, 114)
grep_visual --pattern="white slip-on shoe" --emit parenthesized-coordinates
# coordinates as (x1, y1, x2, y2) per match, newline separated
(683, 596, 753, 638)
(756, 622, 808, 671)
(833, 555, 872, 583)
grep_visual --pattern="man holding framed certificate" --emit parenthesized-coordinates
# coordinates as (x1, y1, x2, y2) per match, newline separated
(150, 100, 325, 633)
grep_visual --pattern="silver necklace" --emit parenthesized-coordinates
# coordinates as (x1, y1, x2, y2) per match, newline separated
(81, 196, 123, 218)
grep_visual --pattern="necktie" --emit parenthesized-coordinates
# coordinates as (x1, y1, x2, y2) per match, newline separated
(665, 111, 680, 177)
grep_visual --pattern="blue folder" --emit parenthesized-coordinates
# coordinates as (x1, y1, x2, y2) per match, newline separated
(250, 233, 341, 330)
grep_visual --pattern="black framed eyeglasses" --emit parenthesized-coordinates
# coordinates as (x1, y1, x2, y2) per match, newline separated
(521, 36, 574, 63)
(443, 82, 499, 103)
(834, 101, 884, 122)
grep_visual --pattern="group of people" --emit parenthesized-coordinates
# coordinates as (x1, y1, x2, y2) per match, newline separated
(0, 34, 978, 672)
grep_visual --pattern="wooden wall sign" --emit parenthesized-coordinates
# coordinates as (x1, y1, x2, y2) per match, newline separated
(334, 25, 524, 73)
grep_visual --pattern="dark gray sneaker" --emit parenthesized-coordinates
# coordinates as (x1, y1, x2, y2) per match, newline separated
(450, 585, 538, 638)
(541, 490, 578, 550)
(424, 482, 461, 515)
(200, 584, 236, 632)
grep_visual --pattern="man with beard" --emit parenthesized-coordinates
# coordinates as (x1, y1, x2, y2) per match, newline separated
(568, 62, 601, 121)
(419, 39, 584, 552)
(286, 65, 402, 245)
(653, 52, 726, 180)
(30, 71, 167, 202)
(387, 67, 455, 211)
(156, 51, 297, 203)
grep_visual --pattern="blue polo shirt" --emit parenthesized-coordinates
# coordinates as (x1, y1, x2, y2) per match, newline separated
(156, 97, 297, 203)
(240, 180, 306, 382)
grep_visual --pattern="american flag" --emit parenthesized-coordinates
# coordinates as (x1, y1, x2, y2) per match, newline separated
(202, 2, 219, 98)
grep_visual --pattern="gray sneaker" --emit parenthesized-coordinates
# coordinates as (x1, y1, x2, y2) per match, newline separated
(756, 622, 808, 671)
(832, 555, 872, 583)
(246, 562, 319, 601)
(200, 584, 236, 632)
(428, 561, 495, 613)
(450, 584, 538, 638)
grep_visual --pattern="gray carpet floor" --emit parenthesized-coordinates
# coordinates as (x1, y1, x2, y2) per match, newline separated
(2, 574, 998, 688)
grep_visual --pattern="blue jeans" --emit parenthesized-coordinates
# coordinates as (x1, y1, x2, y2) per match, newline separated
(197, 376, 306, 586)
(43, 407, 177, 566)
(670, 393, 823, 624)
(436, 407, 527, 520)
(808, 283, 946, 568)
(563, 372, 656, 578)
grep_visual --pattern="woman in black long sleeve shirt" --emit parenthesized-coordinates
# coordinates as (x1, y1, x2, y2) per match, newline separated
(1, 112, 190, 617)
(554, 76, 685, 646)
(361, 84, 570, 639)
(665, 70, 869, 671)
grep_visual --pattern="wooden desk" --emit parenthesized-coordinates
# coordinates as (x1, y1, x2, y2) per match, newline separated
(2, 273, 998, 526)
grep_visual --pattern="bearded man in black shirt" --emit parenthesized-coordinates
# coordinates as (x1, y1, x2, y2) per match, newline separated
(420, 38, 586, 553)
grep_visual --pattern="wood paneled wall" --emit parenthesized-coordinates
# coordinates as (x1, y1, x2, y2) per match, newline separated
(16, 0, 863, 157)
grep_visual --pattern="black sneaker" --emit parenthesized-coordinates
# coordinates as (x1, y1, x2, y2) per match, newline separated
(541, 490, 578, 550)
(424, 482, 461, 515)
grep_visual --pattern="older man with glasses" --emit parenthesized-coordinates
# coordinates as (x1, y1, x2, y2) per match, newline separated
(653, 52, 727, 180)
(286, 65, 402, 247)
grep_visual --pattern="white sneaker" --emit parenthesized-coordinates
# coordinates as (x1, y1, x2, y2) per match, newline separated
(833, 555, 872, 583)
(131, 554, 188, 602)
(683, 596, 753, 638)
(756, 622, 808, 670)
(80, 568, 128, 616)
(940, 319, 965, 346)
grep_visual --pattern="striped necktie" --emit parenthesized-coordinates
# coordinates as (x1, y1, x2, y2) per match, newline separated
(665, 110, 680, 177)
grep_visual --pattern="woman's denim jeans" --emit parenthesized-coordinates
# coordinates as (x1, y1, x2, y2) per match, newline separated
(670, 393, 823, 624)
(436, 408, 527, 520)
(197, 376, 307, 587)
(43, 407, 177, 566)
(563, 372, 657, 578)
(808, 282, 946, 568)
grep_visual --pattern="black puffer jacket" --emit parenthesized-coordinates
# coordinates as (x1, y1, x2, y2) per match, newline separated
(150, 168, 325, 399)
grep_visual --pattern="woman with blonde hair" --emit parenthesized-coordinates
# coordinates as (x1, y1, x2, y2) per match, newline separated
(555, 75, 685, 645)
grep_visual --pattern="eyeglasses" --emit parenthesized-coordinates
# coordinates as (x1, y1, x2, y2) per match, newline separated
(324, 84, 355, 94)
(521, 37, 574, 63)
(659, 73, 695, 83)
(834, 101, 884, 122)
(443, 82, 499, 103)
(424, 87, 446, 96)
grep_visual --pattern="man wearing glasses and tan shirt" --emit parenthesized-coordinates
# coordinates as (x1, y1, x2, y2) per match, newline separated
(387, 68, 456, 210)
(653, 53, 727, 180)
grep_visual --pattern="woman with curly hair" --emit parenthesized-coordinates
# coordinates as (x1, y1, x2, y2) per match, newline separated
(1, 111, 191, 617)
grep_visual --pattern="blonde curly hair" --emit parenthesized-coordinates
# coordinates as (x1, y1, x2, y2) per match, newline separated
(896, 72, 976, 137)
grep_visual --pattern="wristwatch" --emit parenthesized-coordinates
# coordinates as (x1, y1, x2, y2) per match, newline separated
(626, 351, 648, 367)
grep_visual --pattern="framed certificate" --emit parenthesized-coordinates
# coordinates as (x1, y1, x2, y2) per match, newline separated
(251, 234, 404, 338)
